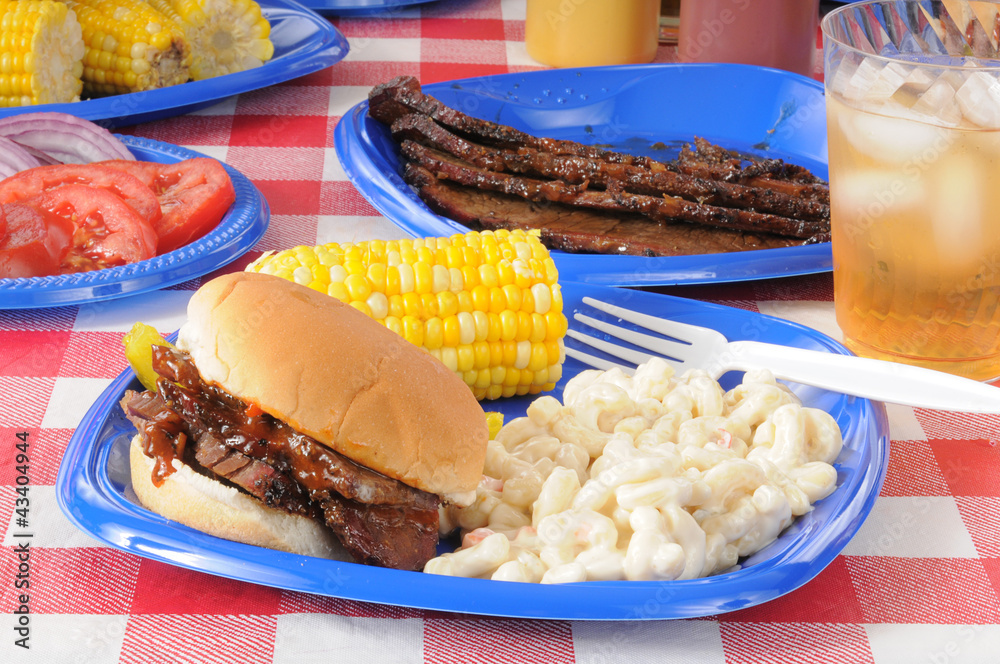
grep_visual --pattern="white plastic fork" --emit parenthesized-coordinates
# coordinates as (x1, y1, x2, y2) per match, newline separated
(565, 296, 1000, 413)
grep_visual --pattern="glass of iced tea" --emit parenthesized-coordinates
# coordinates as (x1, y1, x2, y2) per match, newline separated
(823, 0, 1000, 381)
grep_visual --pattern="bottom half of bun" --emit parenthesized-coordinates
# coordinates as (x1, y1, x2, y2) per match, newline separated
(128, 436, 350, 561)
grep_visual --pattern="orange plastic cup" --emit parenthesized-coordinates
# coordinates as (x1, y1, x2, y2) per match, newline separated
(525, 0, 660, 68)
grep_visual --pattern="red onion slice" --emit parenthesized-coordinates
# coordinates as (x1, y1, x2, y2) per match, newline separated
(0, 112, 135, 164)
(0, 136, 42, 179)
(14, 142, 60, 167)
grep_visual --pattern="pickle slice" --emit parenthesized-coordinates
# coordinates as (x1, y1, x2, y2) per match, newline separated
(122, 322, 174, 391)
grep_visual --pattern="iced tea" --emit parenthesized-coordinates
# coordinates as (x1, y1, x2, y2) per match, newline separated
(824, 2, 1000, 381)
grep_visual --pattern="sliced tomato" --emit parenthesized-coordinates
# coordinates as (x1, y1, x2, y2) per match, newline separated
(0, 202, 75, 278)
(98, 158, 235, 254)
(24, 185, 158, 271)
(0, 164, 162, 227)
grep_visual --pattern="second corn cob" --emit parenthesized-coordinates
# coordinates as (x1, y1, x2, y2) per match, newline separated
(148, 0, 274, 80)
(246, 230, 568, 401)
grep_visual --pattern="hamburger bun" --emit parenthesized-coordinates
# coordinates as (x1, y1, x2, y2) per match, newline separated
(129, 436, 349, 559)
(174, 271, 488, 504)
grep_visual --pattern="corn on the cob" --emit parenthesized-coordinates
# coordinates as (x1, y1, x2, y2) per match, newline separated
(62, 0, 191, 96)
(0, 0, 85, 106)
(246, 230, 568, 401)
(148, 0, 274, 81)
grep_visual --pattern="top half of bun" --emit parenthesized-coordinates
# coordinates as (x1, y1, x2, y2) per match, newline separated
(175, 271, 488, 503)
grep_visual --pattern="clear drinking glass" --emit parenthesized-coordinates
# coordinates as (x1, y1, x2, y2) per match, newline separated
(823, 1, 1000, 381)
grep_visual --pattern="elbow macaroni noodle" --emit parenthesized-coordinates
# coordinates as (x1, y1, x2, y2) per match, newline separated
(424, 358, 844, 583)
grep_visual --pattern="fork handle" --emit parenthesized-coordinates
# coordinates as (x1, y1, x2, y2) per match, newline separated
(727, 341, 1000, 413)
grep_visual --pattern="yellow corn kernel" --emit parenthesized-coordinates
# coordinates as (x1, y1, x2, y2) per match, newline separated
(383, 315, 402, 337)
(349, 300, 371, 317)
(499, 310, 518, 341)
(489, 287, 506, 315)
(442, 315, 461, 348)
(388, 294, 404, 319)
(437, 291, 459, 319)
(402, 292, 422, 317)
(456, 345, 475, 373)
(471, 285, 490, 312)
(344, 273, 371, 302)
(424, 317, 443, 350)
(420, 293, 438, 319)
(438, 346, 458, 372)
(528, 343, 549, 372)
(473, 341, 490, 370)
(401, 315, 423, 347)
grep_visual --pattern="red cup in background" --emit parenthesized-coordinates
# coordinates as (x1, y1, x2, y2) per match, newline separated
(677, 0, 819, 76)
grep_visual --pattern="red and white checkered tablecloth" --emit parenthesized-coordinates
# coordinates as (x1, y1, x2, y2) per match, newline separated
(2, 1, 999, 662)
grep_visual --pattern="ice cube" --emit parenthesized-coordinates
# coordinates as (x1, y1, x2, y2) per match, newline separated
(930, 155, 985, 270)
(833, 169, 927, 229)
(903, 67, 937, 93)
(837, 100, 953, 165)
(911, 77, 963, 126)
(841, 59, 911, 102)
(956, 71, 1000, 128)
(828, 55, 862, 100)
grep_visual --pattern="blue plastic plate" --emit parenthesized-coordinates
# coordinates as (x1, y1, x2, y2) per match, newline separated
(0, 136, 269, 309)
(56, 283, 887, 620)
(334, 63, 831, 286)
(0, 1, 348, 128)
(301, 0, 438, 15)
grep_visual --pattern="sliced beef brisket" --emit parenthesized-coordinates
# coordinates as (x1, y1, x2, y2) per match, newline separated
(402, 141, 828, 240)
(403, 163, 804, 256)
(390, 113, 830, 222)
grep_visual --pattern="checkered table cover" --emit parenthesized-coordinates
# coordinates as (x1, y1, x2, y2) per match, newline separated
(2, 1, 999, 662)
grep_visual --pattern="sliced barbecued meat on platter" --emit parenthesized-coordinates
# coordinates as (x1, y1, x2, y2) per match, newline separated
(402, 141, 829, 240)
(369, 75, 831, 257)
(390, 113, 830, 222)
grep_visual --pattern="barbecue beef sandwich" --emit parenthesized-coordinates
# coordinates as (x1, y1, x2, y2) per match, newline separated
(120, 271, 489, 570)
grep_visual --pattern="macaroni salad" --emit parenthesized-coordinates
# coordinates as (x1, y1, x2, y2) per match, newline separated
(424, 358, 844, 583)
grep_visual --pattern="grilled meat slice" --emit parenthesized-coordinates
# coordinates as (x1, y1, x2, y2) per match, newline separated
(677, 139, 830, 204)
(403, 163, 804, 255)
(403, 141, 828, 239)
(369, 75, 669, 168)
(391, 113, 830, 222)
(321, 497, 438, 571)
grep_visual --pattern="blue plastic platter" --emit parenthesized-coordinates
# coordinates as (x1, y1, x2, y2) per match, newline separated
(301, 0, 439, 15)
(56, 283, 888, 620)
(334, 63, 831, 287)
(0, 1, 348, 128)
(0, 136, 269, 309)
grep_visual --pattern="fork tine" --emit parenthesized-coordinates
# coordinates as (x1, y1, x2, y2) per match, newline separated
(573, 314, 692, 362)
(564, 345, 634, 373)
(566, 328, 657, 366)
(581, 296, 719, 343)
